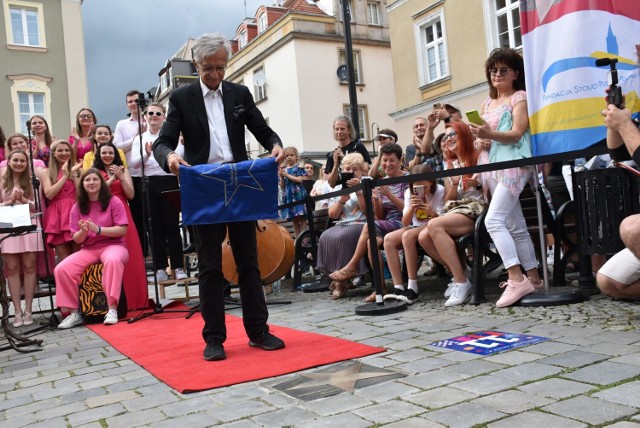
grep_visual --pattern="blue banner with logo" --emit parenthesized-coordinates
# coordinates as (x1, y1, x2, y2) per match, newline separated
(180, 158, 279, 225)
(431, 331, 548, 356)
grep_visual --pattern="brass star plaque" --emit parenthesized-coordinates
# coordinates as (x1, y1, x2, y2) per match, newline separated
(272, 361, 405, 402)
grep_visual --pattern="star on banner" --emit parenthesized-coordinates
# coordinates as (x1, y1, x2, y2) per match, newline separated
(199, 159, 264, 206)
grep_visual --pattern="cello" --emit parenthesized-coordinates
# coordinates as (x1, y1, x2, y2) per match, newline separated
(221, 220, 294, 284)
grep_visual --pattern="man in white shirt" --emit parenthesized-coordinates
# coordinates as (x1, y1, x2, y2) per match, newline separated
(114, 90, 147, 255)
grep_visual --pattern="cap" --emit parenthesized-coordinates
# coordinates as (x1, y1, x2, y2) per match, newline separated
(375, 129, 398, 143)
(444, 103, 461, 114)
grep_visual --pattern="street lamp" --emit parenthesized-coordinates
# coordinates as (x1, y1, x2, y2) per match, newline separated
(341, 0, 360, 140)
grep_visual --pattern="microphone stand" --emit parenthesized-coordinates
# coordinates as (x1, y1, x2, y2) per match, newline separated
(24, 120, 59, 331)
(128, 95, 192, 323)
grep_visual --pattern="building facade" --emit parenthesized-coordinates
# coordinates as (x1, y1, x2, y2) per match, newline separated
(386, 0, 523, 146)
(0, 0, 88, 136)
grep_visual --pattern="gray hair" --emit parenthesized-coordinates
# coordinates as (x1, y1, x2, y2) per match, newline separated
(192, 33, 231, 64)
(333, 115, 356, 141)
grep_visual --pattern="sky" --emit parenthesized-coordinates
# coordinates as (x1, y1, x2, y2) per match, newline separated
(82, 0, 275, 128)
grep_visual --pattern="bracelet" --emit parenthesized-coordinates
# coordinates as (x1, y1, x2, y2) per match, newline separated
(97, 226, 101, 235)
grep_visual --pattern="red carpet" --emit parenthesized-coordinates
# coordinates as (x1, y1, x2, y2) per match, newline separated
(87, 307, 386, 393)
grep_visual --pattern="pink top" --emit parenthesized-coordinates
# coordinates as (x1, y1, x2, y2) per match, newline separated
(0, 159, 45, 168)
(0, 146, 5, 163)
(481, 90, 529, 194)
(70, 197, 128, 250)
(69, 136, 93, 161)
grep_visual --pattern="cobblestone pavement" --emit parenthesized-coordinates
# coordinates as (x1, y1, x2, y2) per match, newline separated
(3, 274, 640, 427)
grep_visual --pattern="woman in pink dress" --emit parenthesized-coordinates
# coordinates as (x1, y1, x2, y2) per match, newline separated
(42, 140, 82, 261)
(69, 108, 97, 162)
(0, 149, 43, 327)
(29, 115, 54, 167)
(92, 142, 147, 310)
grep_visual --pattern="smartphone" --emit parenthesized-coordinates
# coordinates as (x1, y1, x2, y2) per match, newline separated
(340, 172, 354, 187)
(413, 184, 425, 200)
(465, 109, 483, 125)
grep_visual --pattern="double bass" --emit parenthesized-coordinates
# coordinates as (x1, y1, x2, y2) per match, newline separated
(221, 220, 294, 284)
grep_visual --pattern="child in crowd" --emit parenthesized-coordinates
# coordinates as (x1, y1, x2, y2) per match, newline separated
(278, 146, 308, 237)
(0, 149, 42, 327)
(383, 164, 445, 304)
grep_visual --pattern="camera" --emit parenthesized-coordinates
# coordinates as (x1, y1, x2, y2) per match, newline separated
(596, 57, 623, 108)
(339, 172, 354, 187)
(135, 92, 149, 108)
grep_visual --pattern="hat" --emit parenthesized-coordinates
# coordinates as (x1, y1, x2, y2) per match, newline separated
(444, 103, 461, 114)
(375, 129, 398, 143)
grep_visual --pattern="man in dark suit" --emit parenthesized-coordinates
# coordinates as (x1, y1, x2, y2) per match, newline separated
(153, 33, 285, 361)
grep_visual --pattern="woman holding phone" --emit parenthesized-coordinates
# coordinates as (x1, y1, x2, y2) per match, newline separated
(468, 48, 542, 308)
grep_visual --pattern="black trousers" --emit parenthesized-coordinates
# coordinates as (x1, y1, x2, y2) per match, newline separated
(148, 175, 183, 270)
(194, 221, 268, 344)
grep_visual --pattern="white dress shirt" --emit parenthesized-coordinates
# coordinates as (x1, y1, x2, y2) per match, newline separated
(114, 115, 146, 177)
(200, 79, 234, 164)
(131, 129, 184, 177)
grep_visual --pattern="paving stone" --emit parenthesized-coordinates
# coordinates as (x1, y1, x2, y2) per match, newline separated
(401, 369, 469, 390)
(352, 379, 420, 403)
(484, 350, 545, 365)
(250, 406, 319, 426)
(607, 422, 640, 427)
(301, 412, 380, 428)
(542, 395, 636, 425)
(443, 359, 506, 376)
(33, 400, 87, 421)
(66, 403, 126, 426)
(304, 392, 372, 415)
(209, 399, 273, 423)
(471, 389, 554, 413)
(423, 401, 506, 427)
(586, 342, 640, 356)
(537, 350, 608, 368)
(406, 386, 480, 409)
(23, 416, 69, 428)
(395, 356, 455, 373)
(383, 416, 446, 427)
(160, 396, 217, 418)
(487, 410, 587, 428)
(450, 375, 520, 395)
(104, 408, 166, 427)
(491, 361, 563, 382)
(152, 412, 222, 428)
(386, 348, 436, 362)
(611, 353, 640, 366)
(518, 377, 594, 399)
(524, 341, 578, 355)
(85, 390, 138, 408)
(593, 380, 640, 408)
(563, 361, 640, 385)
(352, 400, 426, 424)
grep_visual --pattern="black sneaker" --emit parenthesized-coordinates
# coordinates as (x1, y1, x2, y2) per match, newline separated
(397, 289, 419, 305)
(383, 287, 404, 301)
(204, 342, 226, 361)
(249, 331, 285, 351)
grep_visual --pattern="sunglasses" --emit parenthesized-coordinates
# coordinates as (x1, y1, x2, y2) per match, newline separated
(490, 67, 511, 76)
(78, 114, 93, 119)
(146, 111, 164, 117)
(443, 131, 457, 140)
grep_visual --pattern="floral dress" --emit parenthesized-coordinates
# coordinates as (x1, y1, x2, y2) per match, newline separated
(278, 164, 307, 220)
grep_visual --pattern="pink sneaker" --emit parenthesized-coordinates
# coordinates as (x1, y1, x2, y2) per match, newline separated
(496, 277, 535, 308)
(529, 277, 544, 290)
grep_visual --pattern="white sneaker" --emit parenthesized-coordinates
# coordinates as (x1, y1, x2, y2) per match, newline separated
(174, 268, 188, 280)
(444, 281, 454, 298)
(104, 309, 118, 325)
(58, 312, 84, 329)
(445, 280, 472, 307)
(156, 270, 169, 281)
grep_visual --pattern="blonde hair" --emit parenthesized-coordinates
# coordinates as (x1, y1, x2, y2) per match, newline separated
(283, 146, 299, 161)
(48, 139, 76, 183)
(341, 152, 365, 172)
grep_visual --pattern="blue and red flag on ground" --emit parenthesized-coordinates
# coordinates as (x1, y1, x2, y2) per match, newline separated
(521, 0, 640, 155)
(179, 158, 279, 225)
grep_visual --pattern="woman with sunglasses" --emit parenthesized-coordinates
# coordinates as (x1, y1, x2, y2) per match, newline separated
(130, 102, 187, 282)
(468, 48, 542, 308)
(418, 122, 485, 306)
(69, 108, 97, 162)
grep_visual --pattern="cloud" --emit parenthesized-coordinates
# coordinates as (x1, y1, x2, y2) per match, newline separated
(82, 0, 266, 127)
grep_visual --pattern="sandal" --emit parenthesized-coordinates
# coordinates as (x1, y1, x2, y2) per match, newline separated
(22, 312, 33, 326)
(364, 291, 377, 303)
(331, 281, 353, 300)
(329, 268, 358, 282)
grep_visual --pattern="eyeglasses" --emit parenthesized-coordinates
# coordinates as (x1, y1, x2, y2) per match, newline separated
(443, 131, 457, 141)
(78, 114, 93, 119)
(199, 64, 227, 74)
(490, 67, 512, 76)
(146, 111, 164, 117)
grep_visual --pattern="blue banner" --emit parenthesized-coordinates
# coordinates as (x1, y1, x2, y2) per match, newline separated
(180, 158, 279, 225)
(430, 331, 548, 356)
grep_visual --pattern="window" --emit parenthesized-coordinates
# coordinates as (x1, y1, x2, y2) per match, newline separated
(4, 1, 46, 48)
(343, 105, 369, 141)
(367, 2, 380, 25)
(495, 0, 521, 49)
(258, 13, 268, 33)
(18, 92, 45, 134)
(338, 49, 363, 84)
(253, 67, 267, 102)
(238, 29, 248, 48)
(416, 13, 448, 85)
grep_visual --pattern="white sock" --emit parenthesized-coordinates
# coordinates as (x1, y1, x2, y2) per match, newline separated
(393, 284, 405, 291)
(408, 279, 418, 293)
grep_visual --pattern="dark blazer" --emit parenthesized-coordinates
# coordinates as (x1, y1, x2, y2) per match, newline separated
(153, 80, 281, 172)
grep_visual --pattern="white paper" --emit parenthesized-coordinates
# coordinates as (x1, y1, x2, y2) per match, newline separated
(0, 204, 31, 227)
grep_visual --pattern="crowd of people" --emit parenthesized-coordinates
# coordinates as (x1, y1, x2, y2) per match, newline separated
(0, 36, 637, 361)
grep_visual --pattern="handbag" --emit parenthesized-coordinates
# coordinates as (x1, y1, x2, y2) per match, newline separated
(489, 110, 532, 163)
